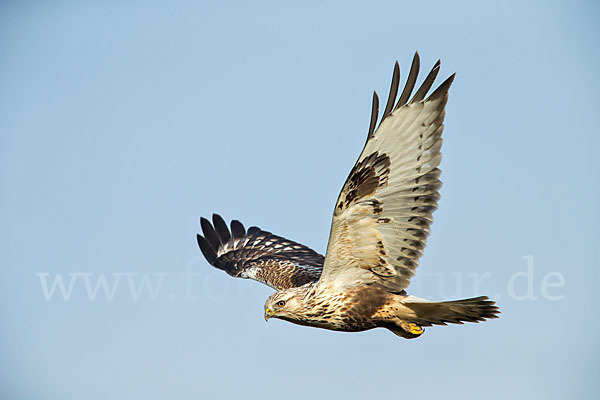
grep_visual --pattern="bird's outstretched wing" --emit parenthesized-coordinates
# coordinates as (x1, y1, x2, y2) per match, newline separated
(197, 214, 323, 290)
(318, 52, 455, 293)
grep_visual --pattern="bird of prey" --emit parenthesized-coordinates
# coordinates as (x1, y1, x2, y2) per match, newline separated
(197, 53, 499, 339)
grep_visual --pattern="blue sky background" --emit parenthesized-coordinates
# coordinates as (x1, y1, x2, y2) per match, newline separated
(1, 1, 599, 399)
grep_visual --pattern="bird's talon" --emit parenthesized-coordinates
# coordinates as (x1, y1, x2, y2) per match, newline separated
(406, 323, 423, 335)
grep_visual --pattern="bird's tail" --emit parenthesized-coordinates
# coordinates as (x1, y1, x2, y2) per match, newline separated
(387, 296, 500, 339)
(404, 295, 500, 327)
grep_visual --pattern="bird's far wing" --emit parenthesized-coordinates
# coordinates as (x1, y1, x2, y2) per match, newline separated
(318, 53, 455, 293)
(197, 214, 323, 290)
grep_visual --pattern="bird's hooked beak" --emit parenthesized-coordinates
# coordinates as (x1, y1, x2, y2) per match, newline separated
(264, 307, 273, 321)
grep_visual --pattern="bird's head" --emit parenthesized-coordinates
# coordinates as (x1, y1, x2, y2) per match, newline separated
(264, 285, 312, 323)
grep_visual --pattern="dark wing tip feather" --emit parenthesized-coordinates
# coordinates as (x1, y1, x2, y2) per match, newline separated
(427, 73, 456, 101)
(230, 219, 245, 239)
(367, 91, 379, 139)
(382, 61, 400, 119)
(212, 213, 231, 245)
(410, 59, 441, 103)
(395, 52, 421, 109)
(200, 217, 220, 250)
(247, 226, 260, 234)
(197, 234, 218, 265)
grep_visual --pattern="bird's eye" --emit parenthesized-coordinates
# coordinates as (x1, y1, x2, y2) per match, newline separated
(276, 300, 286, 307)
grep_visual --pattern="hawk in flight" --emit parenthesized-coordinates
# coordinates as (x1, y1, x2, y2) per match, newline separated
(197, 53, 499, 339)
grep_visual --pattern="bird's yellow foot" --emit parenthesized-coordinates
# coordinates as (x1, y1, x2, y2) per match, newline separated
(397, 321, 424, 338)
(390, 321, 425, 339)
(405, 322, 423, 335)
(389, 322, 425, 339)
